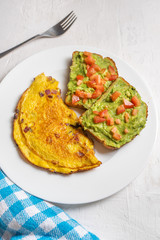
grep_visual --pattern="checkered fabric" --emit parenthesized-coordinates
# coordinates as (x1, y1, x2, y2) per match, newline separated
(0, 170, 99, 240)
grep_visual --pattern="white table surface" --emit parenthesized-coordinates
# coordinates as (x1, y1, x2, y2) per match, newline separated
(0, 0, 160, 239)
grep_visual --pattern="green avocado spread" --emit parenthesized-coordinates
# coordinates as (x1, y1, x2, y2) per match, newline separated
(80, 77, 147, 148)
(66, 51, 117, 109)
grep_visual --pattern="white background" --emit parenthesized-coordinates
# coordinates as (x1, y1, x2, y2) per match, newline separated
(0, 0, 160, 239)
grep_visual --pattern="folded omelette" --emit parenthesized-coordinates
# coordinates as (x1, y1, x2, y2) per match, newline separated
(13, 73, 101, 174)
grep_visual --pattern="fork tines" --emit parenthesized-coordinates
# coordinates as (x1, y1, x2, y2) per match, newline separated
(61, 11, 77, 31)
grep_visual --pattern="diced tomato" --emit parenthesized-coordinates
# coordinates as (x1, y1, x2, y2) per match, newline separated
(90, 74, 101, 84)
(115, 119, 121, 125)
(75, 89, 92, 98)
(95, 84, 105, 92)
(124, 128, 129, 134)
(85, 92, 92, 99)
(123, 98, 134, 108)
(93, 116, 106, 123)
(132, 108, 138, 116)
(76, 75, 84, 80)
(100, 79, 106, 85)
(106, 117, 114, 126)
(87, 67, 96, 77)
(86, 80, 96, 88)
(91, 63, 101, 72)
(84, 51, 92, 57)
(77, 80, 83, 86)
(75, 90, 92, 99)
(95, 75, 102, 85)
(105, 72, 111, 78)
(105, 112, 110, 120)
(75, 90, 85, 98)
(93, 111, 99, 115)
(112, 132, 122, 141)
(108, 65, 116, 75)
(92, 89, 102, 99)
(86, 65, 90, 71)
(109, 75, 118, 81)
(131, 96, 141, 107)
(83, 98, 87, 104)
(85, 56, 95, 65)
(116, 104, 125, 115)
(111, 91, 121, 101)
(103, 77, 109, 82)
(72, 94, 80, 104)
(100, 68, 106, 74)
(111, 126, 117, 134)
(99, 109, 108, 118)
(124, 112, 130, 123)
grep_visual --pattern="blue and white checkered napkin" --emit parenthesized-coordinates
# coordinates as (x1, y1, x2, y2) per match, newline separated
(0, 170, 99, 240)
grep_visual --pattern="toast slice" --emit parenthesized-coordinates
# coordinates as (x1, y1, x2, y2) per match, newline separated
(79, 77, 148, 149)
(65, 51, 118, 109)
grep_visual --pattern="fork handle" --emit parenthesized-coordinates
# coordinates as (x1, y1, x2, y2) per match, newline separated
(0, 34, 40, 58)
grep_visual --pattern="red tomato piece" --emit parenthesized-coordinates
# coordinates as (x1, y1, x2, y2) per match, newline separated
(72, 94, 80, 104)
(95, 84, 105, 92)
(111, 91, 121, 101)
(124, 112, 130, 123)
(92, 89, 102, 99)
(93, 111, 99, 115)
(75, 90, 92, 99)
(109, 75, 118, 81)
(86, 65, 90, 71)
(86, 80, 96, 88)
(83, 98, 87, 104)
(131, 96, 141, 107)
(116, 104, 125, 115)
(106, 117, 114, 126)
(123, 98, 134, 108)
(124, 128, 129, 134)
(105, 72, 111, 78)
(84, 51, 92, 57)
(115, 118, 121, 125)
(100, 68, 106, 74)
(112, 132, 122, 141)
(75, 90, 85, 98)
(103, 77, 109, 82)
(99, 109, 108, 118)
(91, 63, 101, 72)
(87, 67, 96, 77)
(108, 65, 116, 75)
(76, 75, 84, 80)
(111, 126, 117, 134)
(132, 108, 138, 116)
(101, 79, 106, 85)
(90, 74, 101, 84)
(93, 116, 106, 123)
(85, 56, 95, 65)
(95, 75, 102, 85)
(77, 80, 83, 86)
(84, 92, 92, 99)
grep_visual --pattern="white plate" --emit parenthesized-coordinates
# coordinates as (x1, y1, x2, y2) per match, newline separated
(0, 46, 158, 204)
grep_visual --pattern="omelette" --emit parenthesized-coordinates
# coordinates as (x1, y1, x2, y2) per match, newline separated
(13, 73, 101, 174)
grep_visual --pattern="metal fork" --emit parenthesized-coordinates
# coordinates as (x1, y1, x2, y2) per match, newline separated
(0, 11, 77, 58)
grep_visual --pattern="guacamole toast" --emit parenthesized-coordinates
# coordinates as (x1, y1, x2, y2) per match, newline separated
(79, 77, 148, 149)
(65, 51, 118, 109)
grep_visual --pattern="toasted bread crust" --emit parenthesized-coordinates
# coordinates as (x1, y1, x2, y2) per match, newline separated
(65, 51, 119, 108)
(79, 77, 148, 150)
